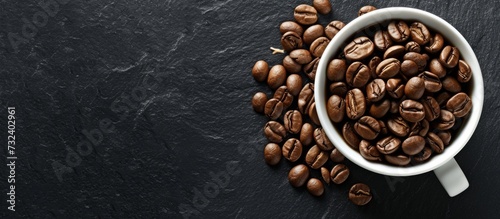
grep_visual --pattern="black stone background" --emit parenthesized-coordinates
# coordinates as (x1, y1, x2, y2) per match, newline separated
(0, 0, 499, 218)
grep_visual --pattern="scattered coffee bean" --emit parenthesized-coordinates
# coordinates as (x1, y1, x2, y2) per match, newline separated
(290, 49, 313, 65)
(252, 60, 269, 82)
(304, 57, 320, 81)
(366, 79, 386, 102)
(264, 98, 284, 120)
(264, 121, 287, 143)
(358, 5, 377, 16)
(325, 20, 345, 39)
(405, 77, 425, 100)
(313, 0, 331, 14)
(306, 145, 329, 169)
(401, 60, 419, 77)
(264, 143, 281, 165)
(274, 86, 294, 109)
(294, 4, 318, 25)
(288, 164, 309, 187)
(330, 164, 350, 184)
(279, 21, 304, 36)
(281, 31, 303, 52)
(369, 99, 390, 119)
(314, 127, 334, 151)
(284, 110, 303, 134)
(303, 24, 325, 45)
(321, 167, 331, 184)
(349, 183, 372, 206)
(267, 65, 287, 90)
(252, 92, 268, 114)
(307, 178, 324, 196)
(298, 83, 315, 114)
(286, 74, 303, 96)
(283, 55, 302, 74)
(386, 78, 405, 99)
(310, 36, 330, 57)
(308, 102, 321, 126)
(330, 148, 345, 162)
(282, 138, 303, 162)
(300, 123, 314, 146)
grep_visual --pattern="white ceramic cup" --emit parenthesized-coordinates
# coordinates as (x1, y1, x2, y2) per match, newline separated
(315, 7, 484, 197)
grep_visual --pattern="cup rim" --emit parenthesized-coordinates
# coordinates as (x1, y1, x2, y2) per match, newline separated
(315, 7, 484, 176)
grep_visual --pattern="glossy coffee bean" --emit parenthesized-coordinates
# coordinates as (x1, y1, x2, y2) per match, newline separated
(314, 127, 334, 151)
(310, 37, 329, 57)
(405, 77, 425, 100)
(369, 56, 382, 78)
(345, 88, 366, 120)
(402, 135, 425, 155)
(359, 140, 382, 161)
(374, 30, 393, 51)
(330, 148, 345, 162)
(419, 71, 442, 93)
(439, 46, 460, 68)
(327, 59, 347, 82)
(344, 36, 374, 61)
(388, 20, 410, 42)
(330, 164, 349, 184)
(376, 136, 401, 154)
(300, 123, 314, 146)
(354, 116, 381, 140)
(446, 92, 472, 118)
(304, 57, 320, 81)
(385, 154, 411, 166)
(327, 95, 346, 123)
(358, 5, 377, 16)
(286, 74, 303, 96)
(401, 60, 419, 77)
(282, 138, 303, 162)
(349, 183, 372, 206)
(298, 83, 315, 114)
(405, 41, 421, 53)
(437, 131, 452, 146)
(383, 45, 405, 60)
(284, 110, 303, 134)
(435, 109, 455, 130)
(305, 145, 329, 169)
(421, 96, 441, 121)
(376, 58, 400, 79)
(442, 76, 462, 93)
(366, 79, 386, 102)
(294, 4, 318, 25)
(457, 60, 472, 83)
(308, 102, 321, 126)
(290, 49, 313, 65)
(303, 24, 324, 45)
(307, 178, 324, 196)
(329, 82, 348, 97)
(399, 99, 425, 122)
(252, 92, 268, 113)
(429, 59, 447, 78)
(267, 65, 287, 90)
(369, 99, 390, 119)
(264, 98, 283, 120)
(409, 119, 429, 137)
(264, 143, 281, 165)
(343, 122, 361, 150)
(281, 31, 303, 52)
(386, 78, 405, 99)
(264, 121, 286, 143)
(321, 167, 331, 184)
(404, 52, 427, 71)
(283, 55, 302, 74)
(252, 60, 269, 82)
(274, 86, 294, 109)
(425, 33, 444, 53)
(288, 164, 309, 187)
(387, 116, 410, 137)
(346, 62, 371, 87)
(313, 0, 331, 14)
(325, 20, 345, 39)
(413, 146, 433, 162)
(410, 22, 431, 45)
(427, 132, 444, 154)
(280, 21, 304, 36)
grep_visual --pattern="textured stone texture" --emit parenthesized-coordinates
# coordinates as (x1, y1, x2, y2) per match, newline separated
(0, 0, 499, 218)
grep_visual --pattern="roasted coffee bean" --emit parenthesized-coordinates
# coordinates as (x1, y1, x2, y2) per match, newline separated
(284, 110, 303, 134)
(327, 95, 346, 123)
(310, 36, 330, 57)
(413, 146, 432, 162)
(252, 92, 268, 114)
(442, 76, 462, 93)
(374, 30, 393, 51)
(383, 45, 405, 59)
(401, 60, 419, 77)
(435, 109, 455, 130)
(330, 164, 350, 184)
(425, 33, 444, 53)
(386, 78, 405, 99)
(410, 22, 431, 45)
(304, 57, 320, 81)
(436, 91, 452, 108)
(283, 55, 302, 74)
(281, 31, 303, 52)
(409, 119, 429, 136)
(388, 20, 410, 42)
(307, 178, 324, 196)
(294, 4, 318, 25)
(446, 92, 472, 118)
(306, 145, 329, 169)
(358, 5, 377, 16)
(343, 122, 361, 150)
(405, 77, 425, 100)
(421, 96, 441, 121)
(366, 79, 386, 102)
(399, 99, 425, 122)
(282, 138, 303, 162)
(346, 62, 371, 88)
(308, 102, 321, 126)
(325, 20, 345, 39)
(345, 88, 366, 120)
(264, 121, 287, 143)
(387, 116, 410, 137)
(419, 71, 442, 93)
(359, 140, 382, 161)
(327, 59, 347, 82)
(376, 58, 400, 79)
(290, 49, 313, 65)
(437, 131, 452, 146)
(288, 164, 309, 187)
(427, 132, 444, 153)
(330, 148, 345, 162)
(390, 100, 399, 114)
(402, 136, 425, 155)
(385, 154, 411, 166)
(280, 21, 304, 36)
(429, 59, 447, 78)
(457, 60, 472, 83)
(369, 56, 382, 79)
(313, 0, 331, 14)
(303, 24, 325, 45)
(439, 46, 460, 68)
(252, 60, 269, 82)
(379, 120, 388, 135)
(267, 65, 287, 90)
(321, 167, 331, 184)
(369, 99, 390, 118)
(405, 41, 421, 53)
(264, 98, 284, 120)
(286, 74, 303, 96)
(376, 136, 401, 154)
(404, 52, 427, 71)
(298, 83, 315, 114)
(354, 116, 381, 140)
(264, 143, 281, 165)
(344, 36, 374, 61)
(329, 82, 348, 97)
(314, 127, 334, 151)
(349, 183, 372, 206)
(274, 86, 294, 109)
(300, 123, 314, 146)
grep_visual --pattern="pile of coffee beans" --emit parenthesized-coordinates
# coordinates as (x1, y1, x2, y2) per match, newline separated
(325, 19, 473, 166)
(251, 1, 377, 206)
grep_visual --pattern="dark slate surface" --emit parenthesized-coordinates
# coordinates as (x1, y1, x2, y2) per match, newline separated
(0, 0, 499, 218)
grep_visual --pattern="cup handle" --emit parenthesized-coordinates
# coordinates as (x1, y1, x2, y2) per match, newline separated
(433, 158, 469, 197)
